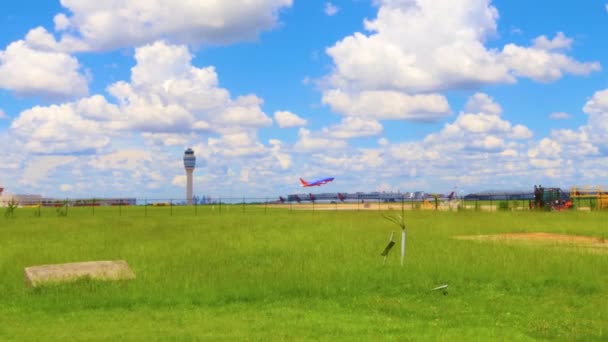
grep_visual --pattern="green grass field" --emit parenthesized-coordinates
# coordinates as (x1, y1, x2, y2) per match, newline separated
(1, 208, 607, 340)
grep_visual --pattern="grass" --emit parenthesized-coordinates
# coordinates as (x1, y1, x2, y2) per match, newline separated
(1, 208, 607, 340)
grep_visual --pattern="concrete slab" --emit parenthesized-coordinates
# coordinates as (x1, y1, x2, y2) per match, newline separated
(24, 260, 136, 287)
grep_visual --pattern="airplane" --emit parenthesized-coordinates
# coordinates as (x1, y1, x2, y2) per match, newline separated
(299, 177, 335, 187)
(309, 193, 316, 203)
(424, 190, 456, 201)
(338, 193, 346, 202)
(279, 196, 286, 204)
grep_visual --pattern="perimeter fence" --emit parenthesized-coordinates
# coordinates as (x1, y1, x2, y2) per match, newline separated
(1, 195, 607, 219)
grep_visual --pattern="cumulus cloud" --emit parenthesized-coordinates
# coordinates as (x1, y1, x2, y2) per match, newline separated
(501, 42, 600, 82)
(424, 93, 532, 154)
(269, 139, 292, 169)
(322, 89, 451, 121)
(294, 128, 348, 152)
(11, 41, 273, 156)
(38, 0, 293, 52)
(0, 40, 89, 98)
(322, 117, 383, 139)
(464, 93, 502, 116)
(208, 131, 267, 158)
(532, 32, 572, 51)
(322, 0, 599, 121)
(89, 150, 153, 171)
(20, 156, 77, 187)
(274, 110, 307, 127)
(581, 89, 608, 151)
(107, 41, 272, 135)
(10, 100, 114, 154)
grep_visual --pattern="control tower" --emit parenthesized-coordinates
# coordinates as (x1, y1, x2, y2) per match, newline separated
(183, 148, 196, 205)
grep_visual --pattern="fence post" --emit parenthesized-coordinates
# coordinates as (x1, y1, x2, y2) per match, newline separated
(145, 198, 147, 216)
(243, 197, 245, 213)
(265, 198, 268, 214)
(195, 199, 197, 216)
(66, 198, 69, 217)
(119, 201, 122, 216)
(170, 199, 173, 216)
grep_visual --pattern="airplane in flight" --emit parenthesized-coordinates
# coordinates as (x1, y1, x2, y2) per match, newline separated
(299, 177, 335, 187)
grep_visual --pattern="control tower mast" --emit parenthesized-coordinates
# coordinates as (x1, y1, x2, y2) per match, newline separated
(183, 148, 196, 205)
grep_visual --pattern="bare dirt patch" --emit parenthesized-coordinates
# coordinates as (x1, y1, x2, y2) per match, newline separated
(454, 233, 608, 253)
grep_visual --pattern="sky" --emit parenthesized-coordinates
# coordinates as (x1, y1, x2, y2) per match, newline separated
(1, 0, 608, 200)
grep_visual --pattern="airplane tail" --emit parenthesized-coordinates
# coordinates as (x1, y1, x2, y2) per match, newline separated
(299, 178, 310, 187)
(447, 191, 455, 200)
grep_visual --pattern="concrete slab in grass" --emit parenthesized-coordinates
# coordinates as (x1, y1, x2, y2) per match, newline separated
(24, 260, 136, 287)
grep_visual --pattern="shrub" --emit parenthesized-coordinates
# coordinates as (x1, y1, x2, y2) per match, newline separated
(498, 201, 510, 211)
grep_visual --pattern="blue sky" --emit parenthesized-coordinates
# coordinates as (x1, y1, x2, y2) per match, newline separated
(1, 0, 608, 200)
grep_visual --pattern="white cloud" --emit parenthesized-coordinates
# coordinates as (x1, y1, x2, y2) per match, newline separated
(464, 93, 502, 116)
(269, 139, 292, 169)
(10, 100, 112, 154)
(294, 128, 348, 152)
(549, 112, 571, 120)
(322, 89, 451, 121)
(20, 156, 77, 187)
(208, 131, 267, 158)
(142, 133, 192, 147)
(582, 89, 608, 115)
(89, 150, 153, 171)
(54, 13, 70, 31)
(424, 93, 532, 153)
(218, 95, 272, 128)
(10, 41, 273, 155)
(108, 41, 271, 134)
(274, 110, 307, 127)
(528, 138, 561, 159)
(532, 32, 572, 51)
(324, 0, 599, 109)
(43, 0, 293, 52)
(0, 40, 88, 98)
(581, 89, 608, 150)
(501, 43, 600, 82)
(324, 2, 339, 16)
(322, 117, 383, 139)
